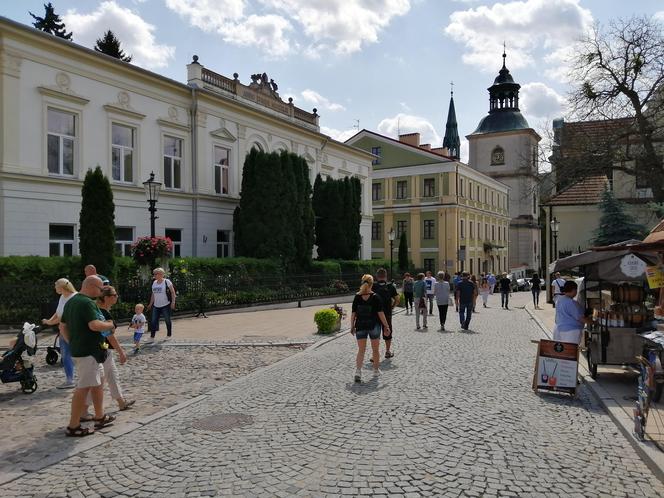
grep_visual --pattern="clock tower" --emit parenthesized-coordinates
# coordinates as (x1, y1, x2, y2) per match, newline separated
(467, 50, 541, 272)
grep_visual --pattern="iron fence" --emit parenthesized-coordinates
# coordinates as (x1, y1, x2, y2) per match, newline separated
(0, 272, 363, 327)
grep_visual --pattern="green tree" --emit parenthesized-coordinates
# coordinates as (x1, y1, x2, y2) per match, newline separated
(593, 188, 646, 246)
(79, 166, 115, 277)
(30, 2, 73, 40)
(398, 232, 409, 271)
(94, 30, 132, 62)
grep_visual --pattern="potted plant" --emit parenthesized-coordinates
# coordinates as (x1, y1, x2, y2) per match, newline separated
(131, 236, 173, 280)
(314, 305, 345, 334)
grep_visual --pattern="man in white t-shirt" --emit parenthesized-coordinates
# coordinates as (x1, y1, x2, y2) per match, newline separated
(424, 271, 436, 316)
(552, 272, 566, 308)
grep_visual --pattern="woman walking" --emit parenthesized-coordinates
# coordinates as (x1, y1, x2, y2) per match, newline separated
(479, 277, 491, 308)
(147, 267, 176, 341)
(83, 286, 134, 418)
(470, 275, 479, 312)
(41, 278, 77, 389)
(402, 273, 414, 315)
(433, 272, 451, 331)
(350, 275, 391, 383)
(530, 273, 542, 309)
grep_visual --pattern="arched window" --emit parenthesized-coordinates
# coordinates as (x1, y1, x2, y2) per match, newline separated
(491, 146, 505, 165)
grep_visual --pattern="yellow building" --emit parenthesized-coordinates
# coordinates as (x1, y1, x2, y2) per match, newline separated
(347, 129, 510, 275)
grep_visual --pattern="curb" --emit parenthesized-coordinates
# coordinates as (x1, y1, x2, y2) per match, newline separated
(525, 307, 664, 484)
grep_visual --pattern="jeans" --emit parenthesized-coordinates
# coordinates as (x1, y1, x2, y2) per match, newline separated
(532, 289, 540, 306)
(59, 337, 74, 383)
(415, 303, 427, 328)
(459, 302, 473, 328)
(501, 291, 510, 308)
(150, 305, 172, 337)
(437, 304, 449, 327)
(403, 292, 414, 311)
(427, 295, 435, 314)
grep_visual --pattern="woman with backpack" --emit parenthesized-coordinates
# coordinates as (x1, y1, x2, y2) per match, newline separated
(147, 267, 176, 341)
(350, 274, 391, 383)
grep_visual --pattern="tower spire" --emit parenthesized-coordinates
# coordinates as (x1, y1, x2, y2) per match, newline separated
(502, 41, 506, 69)
(443, 87, 460, 160)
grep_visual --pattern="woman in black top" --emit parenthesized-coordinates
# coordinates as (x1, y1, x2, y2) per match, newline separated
(350, 274, 391, 383)
(530, 273, 542, 309)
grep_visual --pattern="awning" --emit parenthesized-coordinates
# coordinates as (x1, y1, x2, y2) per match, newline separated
(549, 249, 659, 282)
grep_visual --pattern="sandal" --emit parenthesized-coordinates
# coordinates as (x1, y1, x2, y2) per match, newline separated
(119, 399, 135, 411)
(66, 425, 94, 437)
(93, 414, 116, 429)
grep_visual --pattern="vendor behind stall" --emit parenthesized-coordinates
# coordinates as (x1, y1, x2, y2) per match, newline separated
(554, 281, 593, 345)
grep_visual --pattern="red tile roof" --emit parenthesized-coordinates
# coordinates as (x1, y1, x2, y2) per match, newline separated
(544, 175, 609, 206)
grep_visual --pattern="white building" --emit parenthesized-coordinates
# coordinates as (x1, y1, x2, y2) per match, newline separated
(467, 52, 541, 271)
(0, 16, 373, 259)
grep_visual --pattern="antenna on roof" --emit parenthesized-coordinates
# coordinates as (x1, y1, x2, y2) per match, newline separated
(353, 119, 360, 131)
(397, 117, 401, 136)
(502, 41, 507, 68)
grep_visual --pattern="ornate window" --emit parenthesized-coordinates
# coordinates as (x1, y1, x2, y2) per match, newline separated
(491, 146, 505, 165)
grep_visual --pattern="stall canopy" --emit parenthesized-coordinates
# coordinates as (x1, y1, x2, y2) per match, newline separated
(549, 249, 658, 282)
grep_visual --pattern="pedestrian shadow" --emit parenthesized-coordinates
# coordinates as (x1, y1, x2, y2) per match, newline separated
(533, 386, 594, 411)
(377, 361, 398, 371)
(345, 379, 388, 395)
(461, 328, 479, 334)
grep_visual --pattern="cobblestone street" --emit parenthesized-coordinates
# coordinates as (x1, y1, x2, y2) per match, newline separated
(2, 303, 664, 497)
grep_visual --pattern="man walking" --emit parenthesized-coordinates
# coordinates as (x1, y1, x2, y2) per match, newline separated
(487, 272, 497, 294)
(372, 268, 399, 359)
(424, 271, 436, 315)
(499, 272, 512, 309)
(552, 272, 566, 308)
(84, 264, 110, 286)
(61, 275, 116, 436)
(455, 272, 477, 330)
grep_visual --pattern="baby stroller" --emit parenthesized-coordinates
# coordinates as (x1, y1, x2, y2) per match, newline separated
(45, 331, 61, 365)
(0, 323, 40, 394)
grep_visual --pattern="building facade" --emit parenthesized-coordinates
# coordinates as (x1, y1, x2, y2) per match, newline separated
(347, 130, 510, 275)
(467, 53, 541, 272)
(0, 17, 373, 259)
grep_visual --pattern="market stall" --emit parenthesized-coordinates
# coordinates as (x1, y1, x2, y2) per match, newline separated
(549, 248, 659, 379)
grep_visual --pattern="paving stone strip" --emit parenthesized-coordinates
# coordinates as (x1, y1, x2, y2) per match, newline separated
(2, 306, 664, 496)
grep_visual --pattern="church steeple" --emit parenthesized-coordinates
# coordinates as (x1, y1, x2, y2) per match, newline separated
(443, 83, 460, 159)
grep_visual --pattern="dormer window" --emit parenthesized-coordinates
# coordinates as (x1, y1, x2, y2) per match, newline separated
(491, 146, 505, 165)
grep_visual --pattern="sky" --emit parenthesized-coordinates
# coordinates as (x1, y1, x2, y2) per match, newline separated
(2, 0, 663, 162)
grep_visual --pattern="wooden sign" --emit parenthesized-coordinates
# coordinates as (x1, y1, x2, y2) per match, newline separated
(532, 339, 578, 395)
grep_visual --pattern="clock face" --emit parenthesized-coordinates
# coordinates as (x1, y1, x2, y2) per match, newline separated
(492, 149, 504, 165)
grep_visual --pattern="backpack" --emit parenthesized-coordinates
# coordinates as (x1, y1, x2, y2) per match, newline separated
(355, 294, 377, 331)
(165, 279, 176, 303)
(373, 281, 395, 312)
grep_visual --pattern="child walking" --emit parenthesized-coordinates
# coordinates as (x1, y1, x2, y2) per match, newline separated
(130, 304, 146, 354)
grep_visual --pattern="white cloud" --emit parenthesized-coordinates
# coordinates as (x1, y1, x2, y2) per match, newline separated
(221, 14, 293, 58)
(460, 139, 469, 163)
(300, 89, 345, 112)
(444, 0, 593, 76)
(655, 11, 664, 22)
(164, 0, 245, 30)
(64, 1, 175, 69)
(377, 113, 442, 147)
(321, 126, 358, 143)
(520, 82, 566, 119)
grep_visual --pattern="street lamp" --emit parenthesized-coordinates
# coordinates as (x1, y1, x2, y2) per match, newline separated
(388, 227, 396, 280)
(550, 216, 560, 261)
(143, 171, 162, 238)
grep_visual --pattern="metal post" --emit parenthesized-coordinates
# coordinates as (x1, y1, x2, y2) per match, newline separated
(553, 232, 558, 262)
(148, 200, 157, 238)
(389, 239, 394, 281)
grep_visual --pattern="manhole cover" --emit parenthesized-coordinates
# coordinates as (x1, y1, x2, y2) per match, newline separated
(191, 413, 254, 432)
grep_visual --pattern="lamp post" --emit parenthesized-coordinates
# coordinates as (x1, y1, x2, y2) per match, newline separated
(143, 171, 162, 238)
(550, 216, 560, 261)
(388, 227, 396, 280)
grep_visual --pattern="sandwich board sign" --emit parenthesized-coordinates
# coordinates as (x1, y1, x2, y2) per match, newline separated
(532, 340, 578, 396)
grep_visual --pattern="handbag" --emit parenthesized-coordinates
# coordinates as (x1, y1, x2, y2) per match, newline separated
(92, 344, 109, 364)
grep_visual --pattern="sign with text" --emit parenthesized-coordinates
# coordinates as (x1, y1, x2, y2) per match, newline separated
(620, 254, 647, 278)
(533, 340, 578, 395)
(646, 265, 664, 289)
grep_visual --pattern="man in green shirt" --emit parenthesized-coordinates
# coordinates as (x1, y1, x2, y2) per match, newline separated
(61, 275, 116, 436)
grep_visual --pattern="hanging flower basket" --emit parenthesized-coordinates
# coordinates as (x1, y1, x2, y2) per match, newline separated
(131, 237, 173, 268)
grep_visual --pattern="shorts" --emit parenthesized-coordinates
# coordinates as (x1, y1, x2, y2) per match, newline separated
(133, 331, 144, 343)
(355, 324, 382, 340)
(73, 356, 104, 388)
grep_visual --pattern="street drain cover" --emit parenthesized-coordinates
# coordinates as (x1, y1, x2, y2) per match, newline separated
(191, 413, 254, 432)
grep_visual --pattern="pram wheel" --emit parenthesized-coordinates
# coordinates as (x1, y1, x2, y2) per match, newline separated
(45, 348, 59, 366)
(20, 377, 37, 394)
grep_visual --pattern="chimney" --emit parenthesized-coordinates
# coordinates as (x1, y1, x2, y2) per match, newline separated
(431, 147, 447, 156)
(399, 132, 420, 147)
(419, 143, 431, 150)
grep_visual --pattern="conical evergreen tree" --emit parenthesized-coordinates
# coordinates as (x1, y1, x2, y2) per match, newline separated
(30, 2, 73, 40)
(398, 232, 409, 271)
(593, 188, 646, 246)
(79, 166, 115, 277)
(94, 30, 132, 62)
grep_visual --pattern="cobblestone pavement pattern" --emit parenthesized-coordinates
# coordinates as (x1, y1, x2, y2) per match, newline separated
(0, 344, 301, 474)
(3, 306, 664, 497)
